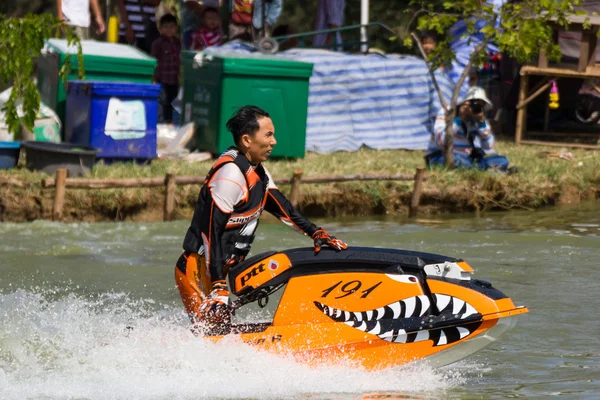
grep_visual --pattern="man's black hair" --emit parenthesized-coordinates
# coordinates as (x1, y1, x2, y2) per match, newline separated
(159, 13, 178, 27)
(226, 105, 270, 145)
(203, 7, 219, 17)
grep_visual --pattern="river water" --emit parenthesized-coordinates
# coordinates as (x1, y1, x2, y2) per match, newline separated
(1, 204, 599, 400)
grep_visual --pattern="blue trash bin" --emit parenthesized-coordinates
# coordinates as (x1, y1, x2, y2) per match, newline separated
(65, 81, 161, 160)
(0, 142, 21, 169)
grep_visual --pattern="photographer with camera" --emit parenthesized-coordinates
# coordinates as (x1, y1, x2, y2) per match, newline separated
(425, 86, 511, 172)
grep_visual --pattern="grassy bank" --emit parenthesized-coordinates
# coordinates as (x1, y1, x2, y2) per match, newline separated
(0, 141, 599, 222)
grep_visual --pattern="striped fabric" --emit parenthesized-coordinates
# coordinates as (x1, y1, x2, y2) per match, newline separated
(446, 0, 505, 96)
(204, 43, 456, 153)
(427, 112, 495, 156)
(118, 0, 157, 39)
(290, 50, 454, 153)
(190, 28, 222, 50)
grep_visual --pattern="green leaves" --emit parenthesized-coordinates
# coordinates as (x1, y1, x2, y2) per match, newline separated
(0, 14, 83, 136)
(409, 0, 584, 73)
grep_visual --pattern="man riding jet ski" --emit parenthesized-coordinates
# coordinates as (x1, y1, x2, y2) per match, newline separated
(175, 105, 347, 335)
(173, 105, 527, 369)
(209, 246, 528, 370)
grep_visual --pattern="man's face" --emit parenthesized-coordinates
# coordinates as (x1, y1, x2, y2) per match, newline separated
(244, 117, 277, 163)
(203, 12, 220, 31)
(160, 22, 178, 38)
(459, 101, 473, 119)
(421, 37, 436, 55)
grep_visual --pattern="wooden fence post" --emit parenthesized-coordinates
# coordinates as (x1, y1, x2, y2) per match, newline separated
(515, 72, 528, 145)
(52, 169, 67, 221)
(289, 169, 303, 208)
(164, 173, 176, 221)
(409, 167, 425, 218)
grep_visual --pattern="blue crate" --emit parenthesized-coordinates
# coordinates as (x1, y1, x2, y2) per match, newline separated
(0, 142, 20, 169)
(65, 81, 161, 160)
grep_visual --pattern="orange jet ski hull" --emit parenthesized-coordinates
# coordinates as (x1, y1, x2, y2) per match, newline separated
(203, 247, 528, 370)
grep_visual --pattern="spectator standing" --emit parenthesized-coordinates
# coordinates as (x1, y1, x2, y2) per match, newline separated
(151, 14, 182, 123)
(117, 0, 161, 53)
(181, 0, 203, 49)
(229, 0, 254, 40)
(252, 0, 282, 35)
(313, 0, 345, 50)
(57, 0, 106, 40)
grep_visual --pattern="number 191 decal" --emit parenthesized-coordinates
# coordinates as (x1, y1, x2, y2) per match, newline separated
(321, 280, 382, 299)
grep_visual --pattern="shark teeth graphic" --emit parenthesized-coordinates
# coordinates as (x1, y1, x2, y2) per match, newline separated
(314, 294, 482, 347)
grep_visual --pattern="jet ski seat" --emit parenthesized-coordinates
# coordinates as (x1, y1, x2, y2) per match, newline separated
(227, 246, 461, 296)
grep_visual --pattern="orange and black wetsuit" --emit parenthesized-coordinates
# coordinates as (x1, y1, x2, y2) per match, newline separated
(175, 147, 319, 323)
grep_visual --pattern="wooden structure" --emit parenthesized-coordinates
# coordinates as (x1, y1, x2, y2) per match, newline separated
(42, 168, 427, 222)
(515, 14, 600, 150)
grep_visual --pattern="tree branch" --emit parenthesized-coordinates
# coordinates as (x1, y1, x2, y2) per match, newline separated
(406, 8, 429, 33)
(449, 38, 490, 109)
(410, 32, 449, 111)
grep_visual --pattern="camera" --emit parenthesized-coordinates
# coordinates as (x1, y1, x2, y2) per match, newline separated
(470, 102, 484, 115)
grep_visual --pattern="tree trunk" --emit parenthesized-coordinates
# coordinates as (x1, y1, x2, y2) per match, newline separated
(443, 38, 490, 169)
(444, 107, 456, 168)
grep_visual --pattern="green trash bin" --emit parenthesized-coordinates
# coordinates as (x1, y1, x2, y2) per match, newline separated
(181, 51, 313, 158)
(37, 39, 157, 130)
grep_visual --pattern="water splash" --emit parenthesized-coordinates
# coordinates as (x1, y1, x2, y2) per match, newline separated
(0, 288, 467, 400)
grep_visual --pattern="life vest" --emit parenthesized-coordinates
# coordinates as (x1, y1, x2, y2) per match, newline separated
(183, 147, 271, 263)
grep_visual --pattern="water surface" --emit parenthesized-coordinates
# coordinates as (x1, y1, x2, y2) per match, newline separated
(1, 204, 599, 399)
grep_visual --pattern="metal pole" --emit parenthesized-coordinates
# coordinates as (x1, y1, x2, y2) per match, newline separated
(360, 0, 369, 53)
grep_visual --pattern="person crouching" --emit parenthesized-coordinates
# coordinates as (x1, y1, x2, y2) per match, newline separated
(425, 86, 512, 172)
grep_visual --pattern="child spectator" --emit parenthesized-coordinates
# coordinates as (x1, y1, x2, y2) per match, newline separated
(190, 7, 222, 50)
(151, 14, 181, 123)
(420, 30, 438, 57)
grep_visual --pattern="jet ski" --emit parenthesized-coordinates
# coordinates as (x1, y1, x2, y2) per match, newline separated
(207, 246, 528, 370)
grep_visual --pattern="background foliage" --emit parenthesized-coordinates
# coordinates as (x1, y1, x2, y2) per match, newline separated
(0, 14, 83, 135)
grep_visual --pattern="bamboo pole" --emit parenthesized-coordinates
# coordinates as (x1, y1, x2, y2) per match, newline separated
(175, 176, 205, 185)
(42, 177, 166, 188)
(288, 169, 303, 207)
(409, 168, 426, 218)
(515, 72, 529, 145)
(544, 92, 551, 133)
(277, 173, 416, 185)
(52, 169, 67, 221)
(516, 79, 555, 110)
(37, 171, 428, 221)
(519, 139, 600, 150)
(43, 173, 418, 189)
(520, 65, 600, 79)
(527, 130, 600, 137)
(164, 173, 176, 221)
(527, 77, 551, 98)
(579, 28, 598, 72)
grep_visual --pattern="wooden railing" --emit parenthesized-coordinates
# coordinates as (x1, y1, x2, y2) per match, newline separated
(38, 167, 427, 221)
